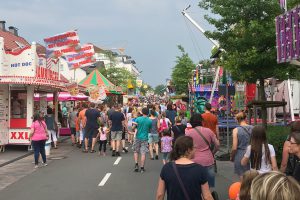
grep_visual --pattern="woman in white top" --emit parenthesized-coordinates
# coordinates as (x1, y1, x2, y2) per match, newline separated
(241, 126, 278, 174)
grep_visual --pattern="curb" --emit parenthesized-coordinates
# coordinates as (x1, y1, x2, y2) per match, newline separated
(0, 137, 70, 168)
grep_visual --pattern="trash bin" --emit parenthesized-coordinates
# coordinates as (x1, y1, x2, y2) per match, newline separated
(45, 139, 51, 156)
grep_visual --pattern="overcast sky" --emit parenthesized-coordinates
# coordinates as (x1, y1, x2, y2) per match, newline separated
(1, 0, 215, 87)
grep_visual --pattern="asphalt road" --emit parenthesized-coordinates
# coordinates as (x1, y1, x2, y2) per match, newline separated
(0, 141, 236, 200)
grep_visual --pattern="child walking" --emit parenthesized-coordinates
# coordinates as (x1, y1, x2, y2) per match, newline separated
(160, 129, 172, 164)
(98, 123, 108, 156)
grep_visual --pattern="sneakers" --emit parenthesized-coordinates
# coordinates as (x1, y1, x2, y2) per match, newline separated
(112, 150, 116, 157)
(155, 155, 159, 160)
(140, 167, 145, 173)
(34, 165, 39, 169)
(134, 164, 139, 172)
(41, 162, 48, 167)
(116, 152, 121, 157)
(150, 157, 154, 160)
(122, 148, 128, 153)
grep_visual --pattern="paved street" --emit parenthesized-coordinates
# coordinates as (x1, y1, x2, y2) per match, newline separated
(0, 138, 238, 200)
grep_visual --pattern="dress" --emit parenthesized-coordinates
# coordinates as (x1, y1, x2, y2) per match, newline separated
(234, 125, 253, 176)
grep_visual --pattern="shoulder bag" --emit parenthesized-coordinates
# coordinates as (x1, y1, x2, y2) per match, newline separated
(194, 127, 214, 154)
(172, 162, 191, 200)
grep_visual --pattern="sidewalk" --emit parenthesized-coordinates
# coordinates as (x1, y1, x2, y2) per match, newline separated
(0, 137, 74, 190)
(0, 137, 70, 167)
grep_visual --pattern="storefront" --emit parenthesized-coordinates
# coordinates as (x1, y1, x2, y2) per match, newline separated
(0, 38, 67, 146)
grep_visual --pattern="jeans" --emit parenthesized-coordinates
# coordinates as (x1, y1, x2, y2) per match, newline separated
(32, 140, 46, 165)
(99, 140, 107, 152)
(205, 164, 215, 188)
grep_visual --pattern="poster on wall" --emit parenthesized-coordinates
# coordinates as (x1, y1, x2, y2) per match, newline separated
(9, 129, 31, 144)
(0, 85, 9, 145)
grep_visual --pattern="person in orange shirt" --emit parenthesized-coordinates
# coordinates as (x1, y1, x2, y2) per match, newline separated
(78, 103, 88, 149)
(201, 103, 219, 140)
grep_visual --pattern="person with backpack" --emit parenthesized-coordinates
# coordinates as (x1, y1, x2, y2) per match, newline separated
(159, 112, 171, 136)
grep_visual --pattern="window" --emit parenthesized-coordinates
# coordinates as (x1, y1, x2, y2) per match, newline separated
(11, 90, 27, 119)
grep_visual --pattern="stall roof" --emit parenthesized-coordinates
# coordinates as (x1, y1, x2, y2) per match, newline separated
(0, 29, 30, 52)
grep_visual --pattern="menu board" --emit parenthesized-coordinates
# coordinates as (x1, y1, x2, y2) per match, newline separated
(0, 85, 9, 145)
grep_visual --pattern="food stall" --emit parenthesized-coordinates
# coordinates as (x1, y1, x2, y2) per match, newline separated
(0, 38, 67, 146)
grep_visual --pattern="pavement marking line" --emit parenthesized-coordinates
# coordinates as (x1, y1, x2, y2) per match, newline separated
(113, 157, 122, 165)
(98, 173, 112, 187)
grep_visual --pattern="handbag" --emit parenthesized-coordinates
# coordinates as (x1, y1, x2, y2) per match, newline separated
(172, 162, 191, 200)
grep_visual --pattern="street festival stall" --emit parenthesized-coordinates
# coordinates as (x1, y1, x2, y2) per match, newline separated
(79, 69, 123, 104)
(0, 37, 66, 146)
(0, 29, 96, 147)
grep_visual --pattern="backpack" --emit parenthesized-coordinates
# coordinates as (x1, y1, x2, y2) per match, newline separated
(159, 119, 169, 133)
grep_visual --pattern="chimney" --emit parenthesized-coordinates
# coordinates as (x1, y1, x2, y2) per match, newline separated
(0, 21, 6, 31)
(8, 26, 18, 36)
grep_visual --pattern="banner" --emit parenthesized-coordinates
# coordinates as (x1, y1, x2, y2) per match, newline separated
(65, 44, 95, 69)
(44, 30, 80, 58)
(88, 85, 106, 104)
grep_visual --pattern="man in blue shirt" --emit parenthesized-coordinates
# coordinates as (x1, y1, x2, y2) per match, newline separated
(132, 107, 152, 173)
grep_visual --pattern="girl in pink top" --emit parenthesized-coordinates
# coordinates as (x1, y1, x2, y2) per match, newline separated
(29, 112, 49, 168)
(185, 113, 219, 188)
(161, 129, 173, 164)
(97, 123, 108, 156)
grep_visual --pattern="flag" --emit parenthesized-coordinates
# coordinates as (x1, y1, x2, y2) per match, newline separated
(279, 0, 286, 10)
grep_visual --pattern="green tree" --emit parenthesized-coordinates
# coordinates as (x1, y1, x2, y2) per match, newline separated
(171, 45, 195, 95)
(199, 0, 300, 126)
(154, 84, 166, 96)
(99, 67, 137, 92)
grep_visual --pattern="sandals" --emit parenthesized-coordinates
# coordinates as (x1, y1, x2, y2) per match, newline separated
(82, 150, 88, 153)
(90, 150, 96, 153)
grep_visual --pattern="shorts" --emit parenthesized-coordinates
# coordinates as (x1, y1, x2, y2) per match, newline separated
(132, 139, 148, 154)
(148, 133, 159, 144)
(84, 127, 98, 139)
(162, 152, 170, 161)
(205, 165, 215, 188)
(70, 128, 76, 136)
(111, 131, 123, 141)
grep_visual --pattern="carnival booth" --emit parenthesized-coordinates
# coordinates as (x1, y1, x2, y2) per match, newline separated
(79, 69, 123, 104)
(0, 37, 67, 146)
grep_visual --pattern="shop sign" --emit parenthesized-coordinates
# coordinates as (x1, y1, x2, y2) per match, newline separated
(36, 56, 59, 80)
(9, 129, 31, 144)
(276, 7, 300, 63)
(66, 82, 79, 96)
(5, 47, 35, 77)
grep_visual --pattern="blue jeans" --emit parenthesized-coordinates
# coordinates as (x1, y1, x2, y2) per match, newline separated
(32, 140, 46, 165)
(205, 165, 215, 188)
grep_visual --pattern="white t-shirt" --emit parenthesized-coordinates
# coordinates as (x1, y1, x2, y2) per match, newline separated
(244, 144, 275, 174)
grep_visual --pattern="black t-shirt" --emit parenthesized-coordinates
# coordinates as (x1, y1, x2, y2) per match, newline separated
(171, 124, 187, 142)
(286, 154, 300, 183)
(109, 111, 125, 131)
(85, 109, 100, 129)
(160, 162, 208, 200)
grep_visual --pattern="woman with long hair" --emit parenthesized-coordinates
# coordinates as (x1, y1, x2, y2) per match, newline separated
(286, 127, 300, 183)
(241, 126, 278, 173)
(230, 112, 254, 180)
(29, 112, 49, 168)
(156, 136, 213, 200)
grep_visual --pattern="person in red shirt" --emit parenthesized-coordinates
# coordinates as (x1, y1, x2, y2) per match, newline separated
(201, 103, 219, 140)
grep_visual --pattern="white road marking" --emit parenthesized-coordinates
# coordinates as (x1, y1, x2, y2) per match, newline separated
(98, 173, 111, 187)
(113, 157, 122, 165)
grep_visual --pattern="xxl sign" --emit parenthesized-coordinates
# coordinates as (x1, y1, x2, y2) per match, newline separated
(9, 129, 31, 144)
(276, 7, 300, 63)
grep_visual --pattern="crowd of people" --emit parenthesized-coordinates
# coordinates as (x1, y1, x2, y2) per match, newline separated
(28, 100, 300, 200)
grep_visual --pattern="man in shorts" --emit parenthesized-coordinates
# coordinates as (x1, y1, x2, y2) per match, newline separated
(78, 103, 88, 149)
(109, 105, 126, 157)
(84, 103, 100, 153)
(132, 107, 152, 173)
